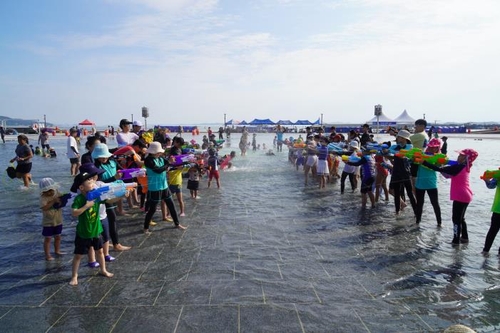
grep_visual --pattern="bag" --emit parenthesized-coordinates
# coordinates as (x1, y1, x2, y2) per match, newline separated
(6, 164, 16, 179)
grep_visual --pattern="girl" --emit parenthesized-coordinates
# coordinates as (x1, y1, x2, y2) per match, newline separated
(414, 138, 442, 225)
(143, 142, 186, 234)
(423, 148, 478, 245)
(39, 178, 64, 260)
(374, 142, 391, 202)
(315, 137, 330, 189)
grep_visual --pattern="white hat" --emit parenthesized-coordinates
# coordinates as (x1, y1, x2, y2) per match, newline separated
(133, 120, 143, 127)
(39, 178, 58, 192)
(146, 142, 164, 154)
(349, 140, 359, 148)
(396, 130, 411, 140)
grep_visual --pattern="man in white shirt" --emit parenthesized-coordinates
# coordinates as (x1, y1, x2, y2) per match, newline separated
(67, 128, 80, 176)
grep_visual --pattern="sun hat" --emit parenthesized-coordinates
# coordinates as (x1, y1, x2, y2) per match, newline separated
(70, 172, 97, 193)
(396, 130, 411, 140)
(146, 141, 164, 154)
(427, 138, 442, 148)
(457, 148, 478, 163)
(349, 140, 359, 149)
(132, 120, 143, 127)
(39, 178, 59, 192)
(91, 143, 112, 159)
(79, 163, 104, 175)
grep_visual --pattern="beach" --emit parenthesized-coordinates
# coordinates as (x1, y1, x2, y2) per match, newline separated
(0, 133, 499, 332)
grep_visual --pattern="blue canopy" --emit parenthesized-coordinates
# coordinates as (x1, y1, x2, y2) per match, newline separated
(239, 120, 248, 125)
(294, 120, 312, 125)
(312, 118, 321, 125)
(249, 118, 275, 125)
(277, 120, 293, 125)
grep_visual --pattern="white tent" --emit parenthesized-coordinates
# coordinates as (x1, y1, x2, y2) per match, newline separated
(393, 110, 415, 125)
(367, 112, 396, 125)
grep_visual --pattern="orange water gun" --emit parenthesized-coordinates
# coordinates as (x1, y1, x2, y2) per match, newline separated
(480, 168, 500, 180)
(413, 152, 448, 165)
(394, 148, 422, 159)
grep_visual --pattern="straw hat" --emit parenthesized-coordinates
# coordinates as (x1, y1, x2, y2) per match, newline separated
(146, 142, 164, 154)
(91, 143, 112, 159)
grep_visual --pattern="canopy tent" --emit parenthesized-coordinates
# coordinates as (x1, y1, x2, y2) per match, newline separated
(276, 120, 294, 125)
(294, 120, 312, 125)
(312, 118, 321, 125)
(226, 119, 240, 125)
(249, 118, 275, 125)
(367, 112, 396, 126)
(393, 110, 415, 125)
(78, 119, 95, 126)
(239, 120, 248, 125)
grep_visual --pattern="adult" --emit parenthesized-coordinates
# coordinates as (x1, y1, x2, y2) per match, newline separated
(116, 119, 139, 147)
(38, 129, 50, 153)
(132, 120, 144, 137)
(276, 125, 284, 152)
(218, 127, 224, 140)
(360, 124, 372, 148)
(67, 128, 80, 176)
(225, 126, 231, 139)
(9, 134, 33, 188)
(239, 127, 249, 156)
(0, 126, 5, 143)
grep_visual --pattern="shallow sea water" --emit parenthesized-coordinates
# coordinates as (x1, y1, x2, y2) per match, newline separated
(1, 132, 500, 331)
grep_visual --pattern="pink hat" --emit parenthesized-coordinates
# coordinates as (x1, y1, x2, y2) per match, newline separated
(457, 148, 478, 171)
(427, 138, 442, 148)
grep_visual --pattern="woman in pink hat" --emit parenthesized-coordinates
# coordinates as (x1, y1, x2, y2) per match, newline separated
(423, 148, 478, 245)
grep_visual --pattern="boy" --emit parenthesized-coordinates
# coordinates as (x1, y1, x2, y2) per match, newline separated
(69, 171, 113, 285)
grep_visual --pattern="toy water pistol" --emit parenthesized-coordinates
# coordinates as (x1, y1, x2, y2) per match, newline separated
(480, 168, 500, 180)
(394, 148, 422, 159)
(119, 167, 146, 180)
(413, 152, 449, 165)
(86, 182, 137, 201)
(365, 143, 389, 154)
(52, 193, 73, 209)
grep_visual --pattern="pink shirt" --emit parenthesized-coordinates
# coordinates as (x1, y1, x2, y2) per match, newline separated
(450, 167, 473, 203)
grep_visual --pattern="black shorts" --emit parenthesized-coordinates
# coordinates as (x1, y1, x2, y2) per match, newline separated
(73, 235, 103, 255)
(69, 157, 80, 165)
(410, 163, 419, 177)
(147, 189, 172, 203)
(187, 180, 199, 191)
(16, 162, 32, 174)
(169, 184, 181, 194)
(361, 177, 375, 194)
(42, 144, 50, 150)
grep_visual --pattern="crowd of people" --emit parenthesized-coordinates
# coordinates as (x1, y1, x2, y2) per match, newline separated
(283, 119, 500, 253)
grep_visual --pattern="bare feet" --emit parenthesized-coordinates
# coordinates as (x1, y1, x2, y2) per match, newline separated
(45, 256, 54, 261)
(69, 277, 78, 286)
(144, 229, 151, 235)
(99, 270, 114, 278)
(113, 244, 131, 251)
(163, 216, 173, 222)
(176, 224, 187, 230)
(55, 252, 65, 256)
(179, 212, 185, 217)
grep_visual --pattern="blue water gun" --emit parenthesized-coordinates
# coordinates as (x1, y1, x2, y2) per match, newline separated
(52, 193, 73, 209)
(86, 182, 137, 201)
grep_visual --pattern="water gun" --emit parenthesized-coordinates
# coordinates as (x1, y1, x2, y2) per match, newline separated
(413, 152, 448, 165)
(394, 148, 422, 159)
(52, 193, 73, 209)
(480, 168, 500, 180)
(170, 153, 197, 167)
(342, 154, 361, 163)
(119, 168, 146, 180)
(182, 147, 195, 154)
(86, 182, 137, 201)
(365, 143, 389, 153)
(327, 142, 344, 153)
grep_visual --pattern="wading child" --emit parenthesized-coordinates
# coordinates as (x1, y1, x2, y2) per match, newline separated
(346, 147, 376, 208)
(315, 137, 330, 189)
(423, 148, 478, 245)
(374, 142, 391, 202)
(340, 140, 360, 193)
(69, 171, 114, 285)
(187, 164, 203, 199)
(482, 173, 500, 255)
(39, 178, 64, 261)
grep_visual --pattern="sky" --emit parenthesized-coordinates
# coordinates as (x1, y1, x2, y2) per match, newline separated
(1, 0, 500, 127)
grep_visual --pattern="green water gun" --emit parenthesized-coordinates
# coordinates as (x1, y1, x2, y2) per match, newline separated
(480, 168, 500, 180)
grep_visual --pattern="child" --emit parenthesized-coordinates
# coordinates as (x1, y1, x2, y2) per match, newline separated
(482, 174, 500, 255)
(143, 142, 187, 234)
(207, 148, 221, 188)
(315, 137, 330, 189)
(423, 148, 478, 245)
(374, 142, 391, 202)
(414, 138, 442, 225)
(168, 136, 187, 216)
(340, 140, 360, 193)
(39, 178, 64, 261)
(346, 147, 376, 208)
(187, 164, 203, 199)
(388, 130, 417, 216)
(69, 171, 114, 285)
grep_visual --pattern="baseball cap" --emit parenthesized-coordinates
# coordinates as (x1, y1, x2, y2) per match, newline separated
(119, 119, 133, 127)
(132, 120, 143, 127)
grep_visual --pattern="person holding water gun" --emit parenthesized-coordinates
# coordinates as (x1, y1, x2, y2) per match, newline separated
(414, 138, 443, 226)
(481, 168, 500, 255)
(143, 142, 186, 234)
(387, 130, 417, 217)
(422, 148, 479, 245)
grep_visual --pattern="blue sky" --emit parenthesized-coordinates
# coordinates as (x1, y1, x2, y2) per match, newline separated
(1, 0, 499, 127)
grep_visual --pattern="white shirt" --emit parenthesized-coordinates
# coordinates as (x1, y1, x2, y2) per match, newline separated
(66, 136, 79, 158)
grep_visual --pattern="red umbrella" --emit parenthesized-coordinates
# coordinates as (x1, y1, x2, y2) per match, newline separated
(78, 119, 95, 126)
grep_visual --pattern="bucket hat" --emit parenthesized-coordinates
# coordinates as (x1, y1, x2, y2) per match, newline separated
(39, 178, 59, 192)
(91, 143, 112, 159)
(349, 140, 359, 149)
(396, 130, 411, 140)
(146, 142, 164, 154)
(427, 138, 442, 148)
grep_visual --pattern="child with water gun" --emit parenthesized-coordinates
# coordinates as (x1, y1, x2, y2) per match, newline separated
(414, 138, 442, 226)
(340, 140, 360, 194)
(422, 148, 478, 245)
(345, 146, 376, 208)
(39, 178, 65, 261)
(387, 130, 417, 217)
(481, 168, 500, 255)
(374, 142, 391, 202)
